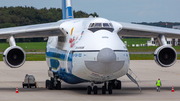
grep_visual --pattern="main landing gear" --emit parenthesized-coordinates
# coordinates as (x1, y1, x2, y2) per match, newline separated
(87, 80, 121, 94)
(46, 74, 61, 90)
(87, 83, 98, 94)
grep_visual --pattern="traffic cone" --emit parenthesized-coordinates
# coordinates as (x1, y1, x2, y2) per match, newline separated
(16, 87, 19, 93)
(171, 86, 174, 92)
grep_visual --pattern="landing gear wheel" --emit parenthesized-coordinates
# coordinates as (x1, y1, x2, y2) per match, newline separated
(87, 86, 92, 94)
(111, 80, 116, 89)
(56, 81, 61, 90)
(102, 86, 106, 94)
(93, 86, 98, 94)
(46, 80, 50, 89)
(108, 84, 113, 94)
(116, 80, 121, 89)
(49, 78, 54, 90)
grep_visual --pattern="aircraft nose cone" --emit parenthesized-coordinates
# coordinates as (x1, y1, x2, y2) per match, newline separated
(97, 48, 116, 63)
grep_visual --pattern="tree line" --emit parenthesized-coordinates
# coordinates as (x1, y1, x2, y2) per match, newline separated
(0, 6, 180, 42)
(0, 6, 99, 42)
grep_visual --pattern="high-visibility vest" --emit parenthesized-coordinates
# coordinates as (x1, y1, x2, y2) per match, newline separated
(156, 80, 161, 86)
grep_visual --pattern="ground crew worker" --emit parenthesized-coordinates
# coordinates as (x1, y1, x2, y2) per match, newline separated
(156, 78, 162, 92)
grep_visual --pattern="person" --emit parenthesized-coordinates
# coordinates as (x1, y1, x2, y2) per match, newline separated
(156, 78, 162, 92)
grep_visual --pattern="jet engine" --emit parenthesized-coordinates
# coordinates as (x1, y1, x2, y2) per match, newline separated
(3, 46, 26, 68)
(154, 46, 177, 67)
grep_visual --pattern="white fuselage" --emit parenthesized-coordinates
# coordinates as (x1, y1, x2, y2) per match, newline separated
(46, 18, 130, 83)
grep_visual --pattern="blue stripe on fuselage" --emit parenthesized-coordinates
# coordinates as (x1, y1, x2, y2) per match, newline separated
(46, 52, 66, 60)
(50, 59, 60, 70)
(57, 68, 88, 84)
(46, 51, 87, 84)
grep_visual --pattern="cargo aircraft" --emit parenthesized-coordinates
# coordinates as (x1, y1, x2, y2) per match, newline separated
(1, 0, 180, 94)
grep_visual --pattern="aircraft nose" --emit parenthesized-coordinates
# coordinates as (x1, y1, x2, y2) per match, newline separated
(85, 48, 125, 74)
(97, 48, 116, 63)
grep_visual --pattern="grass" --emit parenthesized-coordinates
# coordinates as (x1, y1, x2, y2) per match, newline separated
(122, 38, 158, 52)
(0, 42, 46, 52)
(0, 39, 179, 52)
(0, 54, 46, 61)
(130, 54, 180, 60)
(127, 45, 180, 52)
(130, 54, 154, 60)
(122, 38, 180, 52)
(0, 42, 46, 61)
(26, 54, 46, 61)
(0, 40, 179, 61)
(122, 38, 150, 46)
(127, 46, 157, 52)
(1, 54, 180, 61)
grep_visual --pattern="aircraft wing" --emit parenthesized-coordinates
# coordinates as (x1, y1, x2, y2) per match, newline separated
(117, 22, 180, 38)
(0, 20, 65, 39)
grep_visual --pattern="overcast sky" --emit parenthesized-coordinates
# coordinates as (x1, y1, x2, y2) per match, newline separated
(0, 0, 180, 23)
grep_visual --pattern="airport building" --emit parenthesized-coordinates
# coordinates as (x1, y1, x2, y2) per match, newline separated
(147, 25, 180, 46)
(173, 25, 180, 29)
(147, 38, 178, 46)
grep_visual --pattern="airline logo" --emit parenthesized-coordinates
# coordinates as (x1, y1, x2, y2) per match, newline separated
(69, 31, 84, 48)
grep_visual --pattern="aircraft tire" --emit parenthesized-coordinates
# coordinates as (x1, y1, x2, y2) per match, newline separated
(111, 80, 116, 89)
(102, 86, 106, 94)
(49, 81, 53, 90)
(93, 86, 98, 94)
(116, 80, 121, 89)
(49, 78, 54, 90)
(56, 81, 61, 90)
(87, 86, 92, 94)
(45, 80, 50, 89)
(108, 84, 113, 94)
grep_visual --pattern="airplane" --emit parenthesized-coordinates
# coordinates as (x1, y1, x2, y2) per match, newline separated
(1, 0, 180, 94)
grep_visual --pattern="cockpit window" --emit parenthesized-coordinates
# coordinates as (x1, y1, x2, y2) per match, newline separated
(94, 23, 102, 27)
(89, 23, 95, 27)
(109, 23, 113, 27)
(103, 23, 110, 27)
(89, 23, 92, 27)
(89, 23, 113, 28)
(88, 23, 114, 33)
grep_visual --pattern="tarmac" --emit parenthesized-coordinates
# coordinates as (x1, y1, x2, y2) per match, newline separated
(0, 60, 180, 101)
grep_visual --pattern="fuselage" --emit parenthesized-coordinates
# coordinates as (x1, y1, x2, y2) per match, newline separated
(46, 18, 130, 84)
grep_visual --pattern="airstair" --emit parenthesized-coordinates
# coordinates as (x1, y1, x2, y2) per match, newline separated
(126, 68, 142, 92)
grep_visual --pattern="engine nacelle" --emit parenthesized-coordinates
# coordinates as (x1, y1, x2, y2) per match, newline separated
(3, 46, 26, 68)
(154, 46, 177, 67)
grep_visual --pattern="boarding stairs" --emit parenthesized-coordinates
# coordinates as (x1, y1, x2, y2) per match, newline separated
(126, 68, 142, 92)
